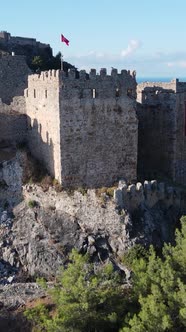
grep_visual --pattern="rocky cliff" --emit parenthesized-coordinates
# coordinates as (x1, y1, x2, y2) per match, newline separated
(0, 150, 183, 325)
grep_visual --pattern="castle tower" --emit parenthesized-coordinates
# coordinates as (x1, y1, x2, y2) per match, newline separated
(137, 79, 186, 185)
(25, 68, 138, 188)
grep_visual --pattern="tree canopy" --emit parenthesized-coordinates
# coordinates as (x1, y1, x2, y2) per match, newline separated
(121, 216, 186, 332)
(25, 249, 127, 332)
(25, 216, 186, 332)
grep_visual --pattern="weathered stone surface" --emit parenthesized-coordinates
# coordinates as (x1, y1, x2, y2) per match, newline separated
(26, 69, 138, 187)
(0, 55, 31, 104)
(137, 79, 186, 185)
(0, 180, 178, 280)
(0, 153, 23, 209)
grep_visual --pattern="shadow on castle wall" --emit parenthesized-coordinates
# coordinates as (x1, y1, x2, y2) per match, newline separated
(137, 85, 177, 182)
(0, 112, 27, 149)
(27, 117, 55, 179)
(0, 115, 55, 212)
(140, 86, 175, 104)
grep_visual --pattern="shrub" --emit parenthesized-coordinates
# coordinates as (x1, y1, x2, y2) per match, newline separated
(96, 186, 117, 198)
(53, 179, 63, 192)
(77, 187, 87, 196)
(28, 200, 37, 208)
(40, 175, 53, 192)
(24, 250, 127, 332)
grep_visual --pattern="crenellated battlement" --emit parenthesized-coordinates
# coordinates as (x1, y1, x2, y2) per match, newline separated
(62, 67, 136, 80)
(62, 68, 137, 98)
(26, 67, 137, 100)
(114, 180, 181, 212)
(27, 68, 136, 83)
(28, 69, 61, 83)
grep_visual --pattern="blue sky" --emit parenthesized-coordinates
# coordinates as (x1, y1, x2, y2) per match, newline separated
(1, 0, 186, 78)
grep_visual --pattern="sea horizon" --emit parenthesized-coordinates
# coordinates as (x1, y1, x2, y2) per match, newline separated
(137, 77, 186, 83)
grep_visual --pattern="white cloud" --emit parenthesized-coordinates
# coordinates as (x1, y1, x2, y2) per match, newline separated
(166, 60, 186, 68)
(167, 62, 174, 67)
(68, 39, 141, 64)
(66, 46, 186, 77)
(121, 40, 141, 57)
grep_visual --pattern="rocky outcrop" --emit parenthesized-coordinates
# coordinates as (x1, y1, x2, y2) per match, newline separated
(0, 178, 181, 281)
(0, 153, 23, 210)
(0, 152, 183, 331)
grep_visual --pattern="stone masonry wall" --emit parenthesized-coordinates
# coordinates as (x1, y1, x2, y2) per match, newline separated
(25, 70, 62, 182)
(0, 55, 31, 104)
(0, 97, 27, 144)
(60, 68, 138, 188)
(0, 31, 49, 49)
(0, 112, 27, 144)
(114, 179, 181, 213)
(25, 68, 138, 188)
(137, 80, 186, 185)
(174, 91, 186, 184)
(137, 79, 177, 103)
(137, 82, 177, 180)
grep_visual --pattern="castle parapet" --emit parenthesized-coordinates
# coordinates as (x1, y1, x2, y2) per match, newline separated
(62, 68, 137, 99)
(28, 70, 61, 83)
(114, 180, 181, 212)
(64, 68, 136, 81)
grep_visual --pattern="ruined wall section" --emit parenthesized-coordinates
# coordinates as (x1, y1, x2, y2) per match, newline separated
(0, 55, 31, 104)
(137, 79, 177, 103)
(137, 85, 177, 179)
(60, 68, 138, 188)
(114, 180, 181, 213)
(0, 31, 49, 49)
(25, 70, 62, 182)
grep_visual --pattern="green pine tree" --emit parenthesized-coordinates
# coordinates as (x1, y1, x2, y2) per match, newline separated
(120, 216, 186, 332)
(25, 249, 126, 332)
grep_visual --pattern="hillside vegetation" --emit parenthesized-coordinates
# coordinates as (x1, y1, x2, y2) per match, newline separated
(25, 216, 186, 332)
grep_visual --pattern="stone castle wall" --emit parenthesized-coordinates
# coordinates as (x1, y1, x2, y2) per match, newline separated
(114, 179, 181, 213)
(174, 91, 186, 184)
(137, 88, 177, 179)
(59, 68, 138, 188)
(0, 96, 27, 144)
(0, 31, 49, 49)
(1, 49, 186, 189)
(0, 111, 27, 145)
(0, 55, 31, 104)
(137, 79, 177, 103)
(25, 70, 62, 182)
(137, 80, 186, 185)
(0, 54, 29, 146)
(25, 68, 138, 187)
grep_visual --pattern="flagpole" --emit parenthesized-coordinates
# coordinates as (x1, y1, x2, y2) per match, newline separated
(61, 53, 64, 71)
(60, 34, 63, 71)
(60, 34, 69, 71)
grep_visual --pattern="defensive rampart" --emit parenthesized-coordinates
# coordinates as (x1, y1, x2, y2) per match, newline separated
(114, 180, 181, 213)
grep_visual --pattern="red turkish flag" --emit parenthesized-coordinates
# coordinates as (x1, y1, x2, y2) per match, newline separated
(61, 34, 69, 46)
